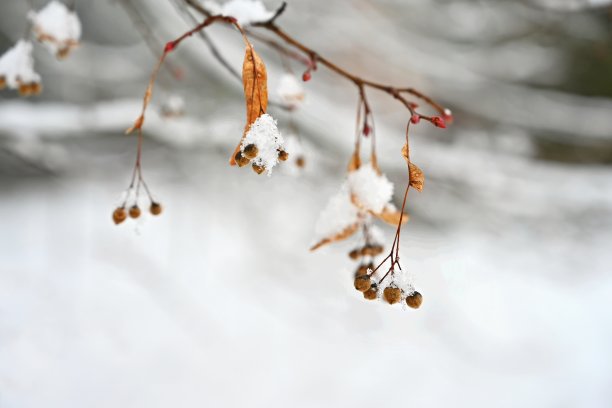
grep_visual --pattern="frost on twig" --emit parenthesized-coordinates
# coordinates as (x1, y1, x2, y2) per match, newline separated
(0, 40, 41, 96)
(203, 0, 275, 25)
(28, 0, 81, 59)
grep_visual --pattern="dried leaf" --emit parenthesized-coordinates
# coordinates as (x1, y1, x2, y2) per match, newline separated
(230, 44, 268, 165)
(402, 143, 424, 192)
(310, 223, 359, 251)
(374, 207, 409, 226)
(409, 162, 424, 192)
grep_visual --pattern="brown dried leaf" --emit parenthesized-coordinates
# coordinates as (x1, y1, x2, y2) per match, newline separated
(126, 115, 144, 135)
(374, 207, 409, 226)
(310, 223, 359, 251)
(230, 44, 268, 165)
(409, 162, 424, 192)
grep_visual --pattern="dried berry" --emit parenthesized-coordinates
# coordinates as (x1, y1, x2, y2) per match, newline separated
(112, 207, 127, 225)
(348, 248, 362, 260)
(252, 163, 265, 174)
(383, 286, 402, 305)
(278, 150, 289, 161)
(296, 156, 305, 168)
(129, 205, 141, 219)
(362, 244, 384, 257)
(354, 264, 369, 278)
(406, 291, 423, 309)
(150, 202, 163, 216)
(363, 286, 378, 300)
(354, 276, 372, 292)
(234, 151, 250, 167)
(243, 143, 259, 159)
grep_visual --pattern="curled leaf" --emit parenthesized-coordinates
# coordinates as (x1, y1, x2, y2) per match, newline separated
(402, 143, 425, 192)
(373, 206, 409, 226)
(409, 162, 424, 192)
(310, 223, 359, 251)
(230, 44, 268, 165)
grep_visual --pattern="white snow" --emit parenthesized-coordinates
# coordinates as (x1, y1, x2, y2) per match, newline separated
(241, 113, 285, 175)
(160, 95, 186, 118)
(313, 182, 360, 243)
(203, 0, 274, 25)
(28, 0, 81, 57)
(0, 40, 41, 89)
(347, 163, 394, 214)
(276, 73, 305, 109)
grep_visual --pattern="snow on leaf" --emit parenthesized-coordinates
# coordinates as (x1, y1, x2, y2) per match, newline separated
(28, 0, 81, 59)
(276, 73, 304, 109)
(347, 163, 394, 214)
(311, 183, 360, 251)
(241, 114, 285, 175)
(0, 40, 41, 92)
(203, 0, 274, 25)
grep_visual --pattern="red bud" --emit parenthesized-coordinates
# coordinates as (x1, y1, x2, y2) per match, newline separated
(410, 114, 420, 124)
(302, 71, 312, 82)
(363, 124, 370, 136)
(164, 41, 176, 53)
(442, 108, 454, 124)
(431, 116, 446, 128)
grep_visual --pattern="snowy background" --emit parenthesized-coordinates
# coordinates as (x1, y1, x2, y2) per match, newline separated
(1, 0, 612, 407)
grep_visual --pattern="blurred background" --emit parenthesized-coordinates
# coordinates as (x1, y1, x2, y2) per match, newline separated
(1, 0, 612, 407)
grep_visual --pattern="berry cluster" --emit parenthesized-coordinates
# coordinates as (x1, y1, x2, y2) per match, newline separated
(112, 202, 162, 225)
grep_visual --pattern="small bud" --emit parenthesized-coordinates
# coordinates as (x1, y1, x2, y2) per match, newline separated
(348, 248, 362, 260)
(408, 102, 419, 110)
(363, 286, 378, 300)
(296, 156, 306, 168)
(442, 108, 454, 124)
(235, 151, 250, 167)
(383, 286, 402, 305)
(302, 71, 311, 82)
(129, 205, 141, 219)
(164, 41, 176, 53)
(406, 291, 423, 309)
(363, 124, 370, 136)
(431, 116, 446, 129)
(252, 163, 265, 174)
(150, 202, 163, 216)
(278, 150, 289, 161)
(112, 207, 127, 225)
(410, 114, 420, 124)
(243, 144, 259, 159)
(354, 276, 372, 292)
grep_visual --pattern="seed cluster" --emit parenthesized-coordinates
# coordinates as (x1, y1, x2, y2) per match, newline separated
(112, 201, 162, 225)
(234, 143, 289, 175)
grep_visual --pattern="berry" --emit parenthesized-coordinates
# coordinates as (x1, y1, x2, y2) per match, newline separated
(243, 144, 259, 159)
(252, 163, 265, 174)
(129, 205, 141, 219)
(406, 291, 423, 309)
(363, 286, 378, 300)
(354, 276, 372, 292)
(354, 264, 369, 278)
(348, 248, 362, 260)
(383, 287, 402, 305)
(150, 202, 163, 216)
(112, 207, 127, 225)
(235, 151, 250, 167)
(302, 71, 311, 82)
(278, 150, 289, 161)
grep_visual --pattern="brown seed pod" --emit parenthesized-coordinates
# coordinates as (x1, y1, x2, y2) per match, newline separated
(296, 156, 305, 168)
(0, 76, 6, 90)
(30, 82, 42, 95)
(18, 83, 32, 96)
(150, 202, 163, 216)
(252, 163, 265, 174)
(112, 207, 127, 225)
(354, 276, 372, 292)
(363, 244, 384, 257)
(129, 205, 141, 219)
(348, 248, 362, 260)
(406, 291, 423, 309)
(383, 287, 402, 305)
(278, 150, 289, 161)
(354, 264, 369, 278)
(363, 286, 378, 300)
(234, 151, 250, 167)
(243, 144, 259, 159)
